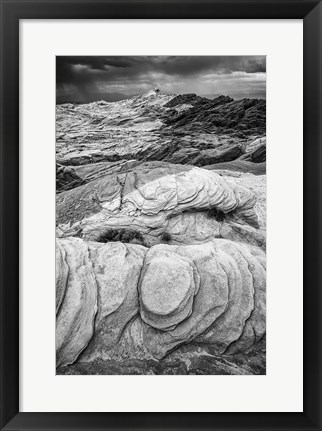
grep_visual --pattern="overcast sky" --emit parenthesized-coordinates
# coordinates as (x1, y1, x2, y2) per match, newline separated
(56, 56, 266, 104)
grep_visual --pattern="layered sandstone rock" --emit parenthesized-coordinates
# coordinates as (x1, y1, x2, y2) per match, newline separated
(56, 90, 266, 375)
(56, 162, 264, 249)
(56, 239, 98, 367)
(56, 91, 266, 168)
(56, 238, 265, 369)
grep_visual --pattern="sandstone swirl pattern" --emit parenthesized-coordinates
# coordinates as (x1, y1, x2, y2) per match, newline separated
(56, 162, 265, 249)
(56, 238, 265, 368)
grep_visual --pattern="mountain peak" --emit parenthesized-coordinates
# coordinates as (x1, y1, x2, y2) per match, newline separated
(144, 88, 161, 98)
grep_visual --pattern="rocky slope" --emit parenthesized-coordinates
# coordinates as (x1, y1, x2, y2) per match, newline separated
(56, 89, 266, 375)
(56, 89, 266, 169)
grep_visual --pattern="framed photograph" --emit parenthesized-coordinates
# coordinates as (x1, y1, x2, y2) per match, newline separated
(1, 0, 321, 430)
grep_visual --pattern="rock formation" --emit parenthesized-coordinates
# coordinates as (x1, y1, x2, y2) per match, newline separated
(56, 238, 265, 373)
(56, 89, 266, 375)
(56, 91, 266, 168)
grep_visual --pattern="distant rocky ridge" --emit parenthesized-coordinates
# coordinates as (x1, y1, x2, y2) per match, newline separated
(56, 89, 266, 171)
(56, 89, 266, 375)
(163, 95, 265, 136)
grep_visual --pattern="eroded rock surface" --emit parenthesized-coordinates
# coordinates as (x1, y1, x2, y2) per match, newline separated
(56, 89, 266, 375)
(56, 239, 98, 367)
(56, 162, 265, 250)
(56, 90, 266, 168)
(56, 238, 265, 370)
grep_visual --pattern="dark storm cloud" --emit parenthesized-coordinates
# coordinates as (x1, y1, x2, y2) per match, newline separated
(146, 56, 266, 76)
(56, 56, 266, 104)
(56, 56, 140, 83)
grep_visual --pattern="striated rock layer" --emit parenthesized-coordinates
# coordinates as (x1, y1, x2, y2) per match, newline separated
(56, 238, 266, 372)
(56, 162, 265, 250)
(56, 90, 266, 168)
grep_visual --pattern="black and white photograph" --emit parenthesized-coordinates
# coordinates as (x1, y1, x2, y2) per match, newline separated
(55, 55, 266, 375)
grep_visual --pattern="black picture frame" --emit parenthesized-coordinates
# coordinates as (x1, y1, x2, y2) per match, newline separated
(0, 1, 321, 430)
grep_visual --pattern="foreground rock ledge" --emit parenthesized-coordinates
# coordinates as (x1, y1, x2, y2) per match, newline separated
(56, 162, 266, 250)
(56, 237, 266, 374)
